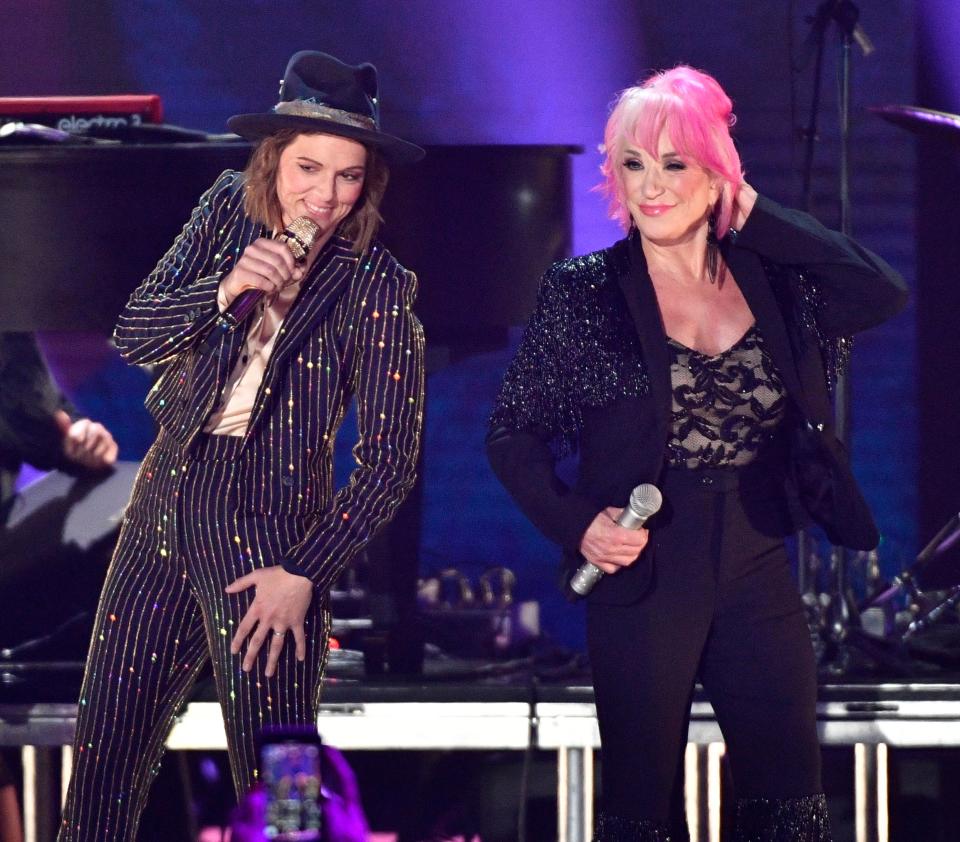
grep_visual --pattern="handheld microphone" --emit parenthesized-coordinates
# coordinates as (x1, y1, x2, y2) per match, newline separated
(219, 216, 320, 329)
(568, 483, 663, 598)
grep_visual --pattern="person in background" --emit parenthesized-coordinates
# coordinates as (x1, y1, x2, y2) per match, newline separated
(487, 66, 906, 840)
(0, 332, 117, 842)
(0, 332, 117, 513)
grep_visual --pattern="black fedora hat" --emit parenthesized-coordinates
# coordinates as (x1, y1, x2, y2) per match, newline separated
(227, 51, 424, 165)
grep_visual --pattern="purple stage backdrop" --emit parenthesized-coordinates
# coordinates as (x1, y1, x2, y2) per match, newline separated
(1, 1, 923, 649)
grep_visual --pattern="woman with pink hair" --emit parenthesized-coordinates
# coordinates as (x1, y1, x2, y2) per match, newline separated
(488, 66, 907, 840)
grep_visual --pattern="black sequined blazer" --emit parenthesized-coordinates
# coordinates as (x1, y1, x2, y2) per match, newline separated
(487, 195, 907, 605)
(113, 170, 425, 592)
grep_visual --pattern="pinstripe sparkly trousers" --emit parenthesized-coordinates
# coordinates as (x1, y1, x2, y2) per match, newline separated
(58, 431, 331, 841)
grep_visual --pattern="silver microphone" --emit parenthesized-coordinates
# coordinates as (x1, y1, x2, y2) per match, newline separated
(569, 483, 662, 597)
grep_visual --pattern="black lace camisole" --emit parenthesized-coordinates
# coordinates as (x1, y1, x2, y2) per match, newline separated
(665, 325, 787, 469)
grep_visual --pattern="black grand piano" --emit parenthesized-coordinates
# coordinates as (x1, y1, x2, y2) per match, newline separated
(0, 137, 581, 696)
(0, 140, 578, 336)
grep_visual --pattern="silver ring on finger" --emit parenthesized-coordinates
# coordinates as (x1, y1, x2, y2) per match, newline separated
(272, 630, 285, 637)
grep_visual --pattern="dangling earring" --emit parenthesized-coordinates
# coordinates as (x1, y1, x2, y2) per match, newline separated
(706, 207, 720, 284)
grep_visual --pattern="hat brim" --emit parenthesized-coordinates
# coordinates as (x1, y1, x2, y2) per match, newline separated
(226, 112, 425, 165)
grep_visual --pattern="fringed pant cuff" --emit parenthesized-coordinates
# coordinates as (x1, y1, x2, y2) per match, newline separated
(734, 793, 832, 841)
(594, 810, 675, 842)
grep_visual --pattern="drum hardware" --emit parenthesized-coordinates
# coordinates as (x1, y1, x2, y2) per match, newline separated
(802, 514, 960, 675)
(417, 566, 539, 659)
(863, 513, 960, 640)
(869, 104, 960, 141)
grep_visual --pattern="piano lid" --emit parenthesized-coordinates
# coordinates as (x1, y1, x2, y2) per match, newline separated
(0, 142, 579, 337)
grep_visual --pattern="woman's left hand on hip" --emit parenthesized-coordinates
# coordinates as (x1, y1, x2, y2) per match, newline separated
(225, 567, 314, 677)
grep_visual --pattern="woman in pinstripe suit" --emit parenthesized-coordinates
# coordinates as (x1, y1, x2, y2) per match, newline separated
(58, 51, 426, 841)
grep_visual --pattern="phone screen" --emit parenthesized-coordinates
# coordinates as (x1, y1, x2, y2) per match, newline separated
(261, 738, 323, 841)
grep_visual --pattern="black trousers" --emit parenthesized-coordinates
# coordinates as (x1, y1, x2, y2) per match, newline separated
(587, 466, 821, 832)
(59, 432, 330, 842)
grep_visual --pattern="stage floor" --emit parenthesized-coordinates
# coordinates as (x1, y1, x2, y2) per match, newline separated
(2, 674, 960, 842)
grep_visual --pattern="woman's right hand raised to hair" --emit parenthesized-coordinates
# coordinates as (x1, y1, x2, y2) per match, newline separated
(217, 237, 305, 309)
(579, 507, 650, 574)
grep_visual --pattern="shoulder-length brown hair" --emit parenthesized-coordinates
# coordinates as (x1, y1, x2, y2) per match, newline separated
(242, 128, 390, 255)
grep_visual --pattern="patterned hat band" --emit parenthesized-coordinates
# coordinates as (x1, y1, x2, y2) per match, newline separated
(272, 100, 376, 131)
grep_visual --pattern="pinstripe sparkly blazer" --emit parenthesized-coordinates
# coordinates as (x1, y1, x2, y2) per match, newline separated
(113, 170, 425, 592)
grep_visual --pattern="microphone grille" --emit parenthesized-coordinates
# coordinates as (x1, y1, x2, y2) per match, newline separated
(287, 216, 320, 248)
(281, 216, 321, 262)
(629, 484, 663, 518)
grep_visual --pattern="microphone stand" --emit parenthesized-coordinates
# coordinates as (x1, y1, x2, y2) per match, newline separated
(795, 0, 876, 675)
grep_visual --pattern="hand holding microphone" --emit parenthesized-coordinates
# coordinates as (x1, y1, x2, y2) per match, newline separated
(218, 216, 321, 328)
(570, 484, 662, 597)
